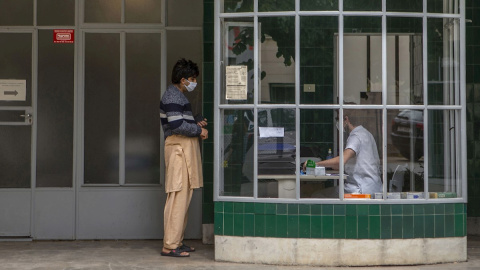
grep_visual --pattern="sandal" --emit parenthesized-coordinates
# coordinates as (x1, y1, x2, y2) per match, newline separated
(178, 244, 195, 252)
(161, 249, 190, 257)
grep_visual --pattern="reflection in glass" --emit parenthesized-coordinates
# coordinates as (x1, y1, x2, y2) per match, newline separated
(167, 0, 202, 27)
(386, 0, 422, 12)
(38, 0, 75, 26)
(257, 108, 296, 198)
(259, 0, 295, 12)
(343, 17, 382, 105)
(300, 0, 338, 11)
(126, 0, 162, 23)
(387, 109, 424, 198)
(428, 110, 460, 198)
(0, 0, 33, 26)
(84, 0, 121, 23)
(344, 0, 381, 11)
(222, 18, 255, 104)
(259, 17, 296, 104)
(0, 127, 31, 188)
(300, 16, 337, 104)
(428, 18, 460, 105)
(387, 17, 423, 105)
(428, 0, 459, 13)
(221, 109, 254, 196)
(222, 0, 253, 13)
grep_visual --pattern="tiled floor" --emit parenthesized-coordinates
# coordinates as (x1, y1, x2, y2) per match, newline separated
(0, 236, 479, 269)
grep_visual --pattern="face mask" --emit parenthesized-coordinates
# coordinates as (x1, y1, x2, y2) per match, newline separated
(184, 79, 197, 92)
(336, 121, 347, 133)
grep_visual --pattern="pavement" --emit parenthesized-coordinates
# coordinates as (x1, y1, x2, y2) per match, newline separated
(1, 236, 480, 270)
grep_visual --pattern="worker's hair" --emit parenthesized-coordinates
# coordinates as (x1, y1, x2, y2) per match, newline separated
(171, 58, 199, 84)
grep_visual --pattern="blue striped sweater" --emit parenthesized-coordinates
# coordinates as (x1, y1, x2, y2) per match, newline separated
(160, 84, 202, 139)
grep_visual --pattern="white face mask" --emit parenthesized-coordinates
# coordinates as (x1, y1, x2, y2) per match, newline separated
(184, 79, 197, 92)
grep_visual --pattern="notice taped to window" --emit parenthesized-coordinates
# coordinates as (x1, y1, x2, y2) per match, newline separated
(225, 65, 247, 100)
(0, 80, 26, 101)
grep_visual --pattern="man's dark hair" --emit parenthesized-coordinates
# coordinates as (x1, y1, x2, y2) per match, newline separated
(171, 58, 199, 84)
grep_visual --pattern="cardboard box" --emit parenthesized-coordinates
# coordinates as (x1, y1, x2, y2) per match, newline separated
(344, 194, 371, 199)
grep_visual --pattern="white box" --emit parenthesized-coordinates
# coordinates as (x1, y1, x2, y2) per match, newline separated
(314, 166, 325, 176)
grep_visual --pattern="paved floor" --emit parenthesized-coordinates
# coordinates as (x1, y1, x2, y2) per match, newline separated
(1, 236, 480, 270)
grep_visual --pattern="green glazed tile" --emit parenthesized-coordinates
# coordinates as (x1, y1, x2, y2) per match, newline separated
(391, 204, 402, 215)
(334, 205, 346, 216)
(455, 214, 465, 237)
(358, 215, 369, 239)
(381, 216, 392, 239)
(299, 204, 311, 215)
(322, 204, 334, 215)
(345, 216, 357, 239)
(435, 215, 445, 238)
(435, 204, 445, 215)
(357, 205, 369, 216)
(445, 215, 455, 237)
(245, 203, 255, 214)
(299, 216, 311, 238)
(234, 213, 244, 236)
(414, 204, 425, 215)
(224, 213, 234, 236)
(425, 215, 435, 238)
(311, 204, 322, 215)
(369, 216, 381, 239)
(277, 215, 288, 238)
(277, 204, 287, 215)
(288, 204, 299, 215)
(413, 215, 425, 238)
(381, 204, 391, 216)
(445, 204, 455, 215)
(334, 216, 346, 238)
(403, 205, 413, 216)
(455, 203, 464, 214)
(265, 215, 276, 237)
(403, 216, 414, 239)
(214, 213, 223, 235)
(255, 203, 266, 214)
(311, 216, 322, 238)
(214, 202, 224, 213)
(288, 215, 299, 238)
(346, 204, 356, 216)
(234, 202, 244, 213)
(392, 216, 403, 238)
(369, 205, 380, 215)
(244, 214, 255, 237)
(255, 214, 266, 237)
(425, 204, 435, 215)
(322, 216, 334, 238)
(224, 202, 234, 213)
(265, 203, 276, 214)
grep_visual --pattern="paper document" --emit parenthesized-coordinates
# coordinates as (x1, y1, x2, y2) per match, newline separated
(259, 127, 284, 138)
(225, 65, 248, 100)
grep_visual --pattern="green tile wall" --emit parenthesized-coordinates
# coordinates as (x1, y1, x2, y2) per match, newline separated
(214, 202, 467, 239)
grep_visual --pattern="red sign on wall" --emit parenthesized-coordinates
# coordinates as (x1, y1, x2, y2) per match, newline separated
(53, 29, 74, 44)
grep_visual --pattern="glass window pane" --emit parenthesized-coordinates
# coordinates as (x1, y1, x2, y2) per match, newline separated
(343, 17, 382, 105)
(259, 0, 295, 12)
(125, 33, 161, 184)
(221, 109, 254, 197)
(0, 126, 31, 188)
(428, 110, 460, 198)
(37, 0, 75, 26)
(37, 30, 74, 188)
(222, 0, 253, 13)
(259, 16, 296, 104)
(387, 0, 423, 12)
(257, 108, 296, 198)
(344, 0, 381, 11)
(167, 0, 202, 26)
(0, 0, 33, 26)
(300, 109, 337, 199)
(84, 0, 121, 23)
(221, 18, 255, 105)
(126, 0, 162, 24)
(0, 33, 32, 107)
(387, 109, 424, 198)
(84, 33, 120, 184)
(428, 18, 460, 105)
(387, 17, 423, 105)
(428, 0, 460, 13)
(300, 16, 338, 105)
(300, 0, 338, 11)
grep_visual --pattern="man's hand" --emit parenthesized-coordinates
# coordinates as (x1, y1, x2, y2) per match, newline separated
(200, 128, 208, 140)
(197, 118, 208, 128)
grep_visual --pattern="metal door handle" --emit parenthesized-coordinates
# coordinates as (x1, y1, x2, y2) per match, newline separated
(20, 113, 32, 118)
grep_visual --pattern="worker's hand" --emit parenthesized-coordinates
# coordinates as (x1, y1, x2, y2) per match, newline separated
(200, 128, 208, 140)
(197, 118, 208, 127)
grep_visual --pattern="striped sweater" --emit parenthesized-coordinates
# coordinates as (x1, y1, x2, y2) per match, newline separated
(160, 84, 202, 139)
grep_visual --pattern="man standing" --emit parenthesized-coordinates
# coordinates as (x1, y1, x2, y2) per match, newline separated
(160, 59, 208, 257)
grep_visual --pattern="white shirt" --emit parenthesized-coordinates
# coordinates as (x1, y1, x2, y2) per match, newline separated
(344, 125, 382, 195)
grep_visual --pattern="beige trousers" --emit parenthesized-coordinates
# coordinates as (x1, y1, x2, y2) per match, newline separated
(163, 174, 193, 250)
